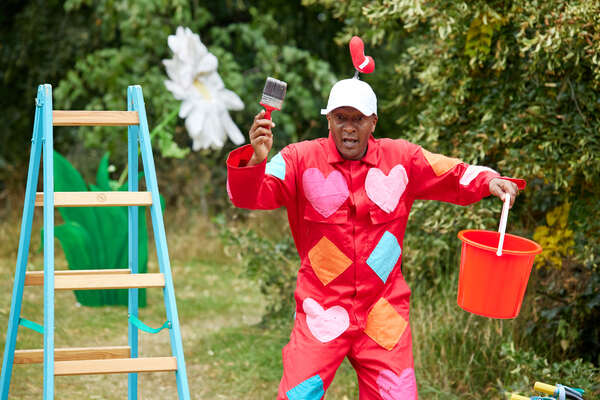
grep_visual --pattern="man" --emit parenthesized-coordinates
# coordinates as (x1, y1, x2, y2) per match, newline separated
(226, 77, 518, 399)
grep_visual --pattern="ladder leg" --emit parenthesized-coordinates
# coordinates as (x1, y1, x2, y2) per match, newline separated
(0, 86, 45, 400)
(41, 84, 55, 400)
(127, 87, 140, 400)
(132, 85, 191, 400)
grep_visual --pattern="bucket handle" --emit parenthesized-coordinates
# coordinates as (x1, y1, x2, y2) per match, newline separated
(496, 193, 511, 256)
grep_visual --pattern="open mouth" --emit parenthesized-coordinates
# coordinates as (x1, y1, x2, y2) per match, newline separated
(342, 138, 359, 146)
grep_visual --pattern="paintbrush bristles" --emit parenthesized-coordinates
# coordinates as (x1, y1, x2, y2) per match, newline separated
(261, 77, 287, 110)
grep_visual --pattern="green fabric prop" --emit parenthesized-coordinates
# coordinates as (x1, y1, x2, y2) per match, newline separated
(41, 151, 164, 307)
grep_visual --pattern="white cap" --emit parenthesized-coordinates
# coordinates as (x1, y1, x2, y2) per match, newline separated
(320, 78, 377, 116)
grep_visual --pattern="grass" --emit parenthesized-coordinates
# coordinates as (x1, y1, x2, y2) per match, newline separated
(0, 208, 597, 399)
(0, 207, 359, 399)
(0, 209, 276, 399)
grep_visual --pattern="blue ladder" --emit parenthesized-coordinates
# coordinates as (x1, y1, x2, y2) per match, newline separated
(0, 84, 190, 399)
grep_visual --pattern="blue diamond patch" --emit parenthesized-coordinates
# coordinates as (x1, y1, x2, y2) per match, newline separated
(366, 231, 401, 284)
(286, 374, 324, 400)
(265, 152, 286, 180)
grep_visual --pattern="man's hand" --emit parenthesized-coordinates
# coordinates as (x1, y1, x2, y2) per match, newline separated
(489, 178, 519, 207)
(248, 110, 275, 166)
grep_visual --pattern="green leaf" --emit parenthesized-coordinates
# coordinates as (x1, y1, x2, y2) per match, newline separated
(54, 221, 94, 269)
(138, 206, 149, 274)
(89, 184, 128, 269)
(96, 152, 111, 190)
(53, 150, 87, 191)
(53, 151, 105, 267)
(54, 221, 104, 306)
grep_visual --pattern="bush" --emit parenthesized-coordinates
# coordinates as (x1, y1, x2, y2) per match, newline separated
(499, 341, 599, 398)
(306, 0, 600, 364)
(216, 211, 299, 323)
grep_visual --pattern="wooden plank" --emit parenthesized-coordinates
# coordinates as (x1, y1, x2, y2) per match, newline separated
(54, 273, 165, 290)
(25, 269, 130, 286)
(53, 111, 139, 126)
(35, 191, 152, 207)
(54, 357, 177, 376)
(14, 346, 131, 364)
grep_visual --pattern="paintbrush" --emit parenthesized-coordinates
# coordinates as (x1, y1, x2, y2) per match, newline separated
(260, 77, 287, 120)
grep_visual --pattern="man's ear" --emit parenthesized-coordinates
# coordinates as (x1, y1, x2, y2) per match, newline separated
(326, 114, 331, 130)
(371, 115, 378, 133)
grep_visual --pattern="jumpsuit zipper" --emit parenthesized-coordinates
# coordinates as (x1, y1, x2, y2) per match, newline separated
(349, 160, 359, 325)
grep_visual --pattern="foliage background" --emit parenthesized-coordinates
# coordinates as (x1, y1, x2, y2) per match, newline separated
(1, 0, 599, 397)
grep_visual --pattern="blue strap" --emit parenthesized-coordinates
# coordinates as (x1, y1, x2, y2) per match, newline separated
(556, 384, 566, 400)
(559, 384, 585, 400)
(19, 318, 44, 334)
(570, 387, 585, 396)
(128, 314, 170, 334)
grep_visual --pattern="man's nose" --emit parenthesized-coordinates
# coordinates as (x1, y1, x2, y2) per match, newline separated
(343, 123, 355, 132)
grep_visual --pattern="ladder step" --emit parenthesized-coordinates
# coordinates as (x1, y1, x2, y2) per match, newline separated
(25, 272, 165, 290)
(56, 273, 165, 290)
(35, 191, 152, 207)
(14, 346, 131, 364)
(53, 110, 139, 126)
(25, 269, 131, 286)
(54, 357, 177, 376)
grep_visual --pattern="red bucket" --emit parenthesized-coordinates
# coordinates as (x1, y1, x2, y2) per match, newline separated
(457, 229, 542, 319)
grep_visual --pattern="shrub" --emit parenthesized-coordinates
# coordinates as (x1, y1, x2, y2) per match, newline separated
(216, 212, 299, 323)
(499, 341, 599, 398)
(306, 0, 600, 364)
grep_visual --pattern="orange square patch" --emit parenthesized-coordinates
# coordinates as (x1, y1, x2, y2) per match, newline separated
(422, 148, 461, 176)
(308, 236, 352, 286)
(364, 298, 408, 351)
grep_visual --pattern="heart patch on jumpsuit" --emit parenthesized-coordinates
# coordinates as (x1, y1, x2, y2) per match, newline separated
(302, 168, 349, 218)
(376, 368, 417, 400)
(365, 164, 408, 213)
(303, 297, 349, 343)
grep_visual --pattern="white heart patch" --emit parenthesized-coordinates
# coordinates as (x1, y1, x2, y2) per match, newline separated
(303, 298, 349, 343)
(459, 165, 498, 186)
(365, 164, 408, 213)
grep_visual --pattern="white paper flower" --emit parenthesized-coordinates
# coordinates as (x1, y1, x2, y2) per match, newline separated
(163, 26, 245, 150)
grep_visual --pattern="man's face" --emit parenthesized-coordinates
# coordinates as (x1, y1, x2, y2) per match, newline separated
(327, 106, 378, 160)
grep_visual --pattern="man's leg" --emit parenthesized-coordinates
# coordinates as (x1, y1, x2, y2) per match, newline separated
(277, 315, 357, 400)
(348, 325, 418, 400)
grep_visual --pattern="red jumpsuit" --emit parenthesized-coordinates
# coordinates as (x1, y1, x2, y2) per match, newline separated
(226, 133, 500, 400)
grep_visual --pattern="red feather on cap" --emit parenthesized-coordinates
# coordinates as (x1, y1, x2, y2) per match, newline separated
(350, 36, 375, 74)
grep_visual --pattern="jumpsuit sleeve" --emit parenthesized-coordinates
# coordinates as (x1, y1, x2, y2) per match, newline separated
(226, 144, 297, 210)
(408, 146, 501, 206)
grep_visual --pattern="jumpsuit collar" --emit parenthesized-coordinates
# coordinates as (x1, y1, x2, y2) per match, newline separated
(326, 131, 379, 166)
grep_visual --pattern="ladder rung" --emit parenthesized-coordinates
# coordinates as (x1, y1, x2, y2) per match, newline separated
(53, 111, 139, 126)
(54, 357, 177, 376)
(14, 346, 131, 364)
(55, 273, 165, 290)
(35, 191, 152, 207)
(25, 269, 131, 286)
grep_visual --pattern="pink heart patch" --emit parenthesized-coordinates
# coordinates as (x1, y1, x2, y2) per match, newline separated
(365, 164, 408, 213)
(377, 368, 417, 400)
(303, 168, 349, 218)
(303, 298, 349, 343)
